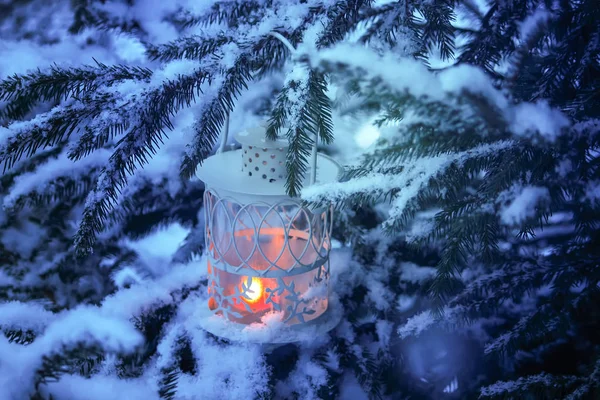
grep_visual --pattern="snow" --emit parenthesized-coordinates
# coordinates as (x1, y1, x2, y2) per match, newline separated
(112, 267, 145, 288)
(174, 329, 270, 400)
(404, 209, 438, 242)
(307, 43, 571, 143)
(0, 220, 45, 259)
(112, 34, 147, 64)
(149, 60, 204, 88)
(277, 353, 330, 400)
(367, 278, 395, 311)
(584, 180, 600, 205)
(499, 185, 550, 226)
(41, 308, 143, 353)
(398, 310, 436, 339)
(397, 294, 417, 313)
(123, 223, 190, 277)
(0, 270, 14, 287)
(44, 374, 159, 400)
(480, 373, 556, 397)
(398, 307, 463, 339)
(0, 301, 55, 333)
(0, 307, 143, 400)
(100, 262, 205, 321)
(354, 119, 381, 149)
(400, 262, 436, 283)
(3, 150, 111, 209)
(519, 8, 551, 42)
(376, 320, 394, 348)
(1, 0, 591, 398)
(510, 100, 570, 142)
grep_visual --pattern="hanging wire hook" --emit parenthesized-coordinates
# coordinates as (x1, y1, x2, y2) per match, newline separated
(217, 112, 229, 154)
(268, 31, 297, 54)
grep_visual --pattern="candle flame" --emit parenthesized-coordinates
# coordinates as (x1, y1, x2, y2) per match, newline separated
(244, 277, 263, 303)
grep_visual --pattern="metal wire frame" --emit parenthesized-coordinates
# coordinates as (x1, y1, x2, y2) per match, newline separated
(204, 189, 333, 278)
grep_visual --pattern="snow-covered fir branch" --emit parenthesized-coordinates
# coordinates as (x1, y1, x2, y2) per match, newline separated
(0, 0, 599, 399)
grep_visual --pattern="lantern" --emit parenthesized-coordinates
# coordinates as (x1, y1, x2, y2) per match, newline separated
(195, 122, 343, 344)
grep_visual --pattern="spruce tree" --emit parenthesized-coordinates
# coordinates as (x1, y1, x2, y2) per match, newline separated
(0, 1, 598, 399)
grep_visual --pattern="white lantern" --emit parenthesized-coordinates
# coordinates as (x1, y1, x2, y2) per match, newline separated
(195, 122, 343, 344)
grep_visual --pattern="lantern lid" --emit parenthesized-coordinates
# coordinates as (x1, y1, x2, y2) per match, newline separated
(196, 124, 342, 201)
(234, 121, 289, 149)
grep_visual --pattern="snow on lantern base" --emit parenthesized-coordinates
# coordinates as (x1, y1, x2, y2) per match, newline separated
(195, 122, 343, 344)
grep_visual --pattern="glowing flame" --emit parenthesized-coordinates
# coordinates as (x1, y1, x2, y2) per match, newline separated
(244, 277, 263, 303)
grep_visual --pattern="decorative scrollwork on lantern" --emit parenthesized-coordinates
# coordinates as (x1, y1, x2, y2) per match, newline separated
(204, 189, 333, 277)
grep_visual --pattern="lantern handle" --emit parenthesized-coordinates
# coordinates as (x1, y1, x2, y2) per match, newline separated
(310, 135, 318, 185)
(268, 31, 297, 54)
(217, 112, 230, 154)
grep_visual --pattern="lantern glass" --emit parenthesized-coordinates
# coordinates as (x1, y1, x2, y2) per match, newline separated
(206, 190, 331, 274)
(205, 189, 332, 325)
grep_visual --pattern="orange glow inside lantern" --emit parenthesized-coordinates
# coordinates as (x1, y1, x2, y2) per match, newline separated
(244, 277, 263, 303)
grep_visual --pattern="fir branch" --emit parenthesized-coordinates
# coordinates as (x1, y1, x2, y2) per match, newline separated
(4, 329, 36, 345)
(0, 62, 152, 119)
(180, 55, 252, 179)
(75, 68, 210, 256)
(158, 366, 179, 400)
(318, 0, 374, 48)
(308, 71, 334, 144)
(414, 0, 456, 62)
(34, 344, 106, 388)
(172, 226, 205, 264)
(67, 110, 131, 162)
(285, 124, 314, 198)
(0, 94, 117, 172)
(266, 88, 290, 140)
(178, 0, 267, 28)
(480, 372, 584, 399)
(146, 34, 233, 63)
(358, 2, 405, 45)
(6, 172, 98, 211)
